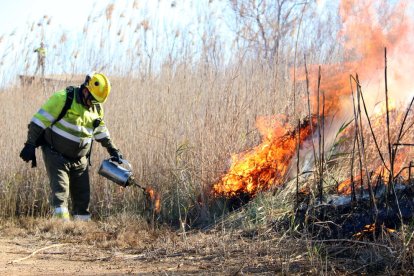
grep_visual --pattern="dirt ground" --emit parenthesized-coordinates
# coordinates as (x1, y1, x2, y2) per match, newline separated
(0, 220, 289, 275)
(8, 242, 238, 275)
(0, 236, 233, 275)
(0, 237, 238, 275)
(0, 217, 404, 275)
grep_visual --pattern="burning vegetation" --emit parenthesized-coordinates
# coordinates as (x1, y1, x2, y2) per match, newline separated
(210, 0, 414, 242)
(2, 0, 414, 274)
(212, 0, 414, 200)
(213, 115, 317, 198)
(145, 186, 161, 215)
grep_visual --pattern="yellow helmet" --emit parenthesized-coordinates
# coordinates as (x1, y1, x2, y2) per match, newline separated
(85, 73, 111, 103)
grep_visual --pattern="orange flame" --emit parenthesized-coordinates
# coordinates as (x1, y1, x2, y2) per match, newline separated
(299, 0, 414, 195)
(337, 168, 383, 195)
(373, 98, 396, 117)
(353, 223, 396, 239)
(300, 0, 413, 118)
(214, 0, 414, 199)
(213, 116, 317, 197)
(145, 187, 161, 214)
(337, 149, 412, 195)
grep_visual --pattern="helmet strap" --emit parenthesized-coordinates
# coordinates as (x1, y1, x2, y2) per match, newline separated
(81, 87, 93, 108)
(83, 76, 90, 86)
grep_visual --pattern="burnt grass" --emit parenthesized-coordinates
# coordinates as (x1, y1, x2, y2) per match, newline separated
(290, 182, 414, 239)
(216, 182, 414, 240)
(209, 187, 414, 274)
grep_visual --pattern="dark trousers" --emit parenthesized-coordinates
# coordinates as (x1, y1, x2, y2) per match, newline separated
(41, 145, 90, 215)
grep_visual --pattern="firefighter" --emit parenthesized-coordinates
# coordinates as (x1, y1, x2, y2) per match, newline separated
(19, 73, 123, 221)
(34, 42, 46, 77)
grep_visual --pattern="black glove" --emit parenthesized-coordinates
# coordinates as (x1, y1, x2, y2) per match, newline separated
(108, 148, 123, 164)
(19, 143, 37, 168)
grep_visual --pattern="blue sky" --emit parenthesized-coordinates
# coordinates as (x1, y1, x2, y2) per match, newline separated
(0, 0, 230, 85)
(0, 0, 348, 87)
(0, 0, 95, 35)
(0, 0, 220, 37)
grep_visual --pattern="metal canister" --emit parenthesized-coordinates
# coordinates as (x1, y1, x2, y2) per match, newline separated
(98, 159, 132, 187)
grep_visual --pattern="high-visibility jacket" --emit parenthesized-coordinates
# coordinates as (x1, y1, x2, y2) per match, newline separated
(35, 47, 46, 57)
(28, 87, 115, 159)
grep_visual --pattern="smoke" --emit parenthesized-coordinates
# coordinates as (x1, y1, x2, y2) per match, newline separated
(302, 1, 413, 121)
(330, 0, 413, 114)
(213, 0, 414, 198)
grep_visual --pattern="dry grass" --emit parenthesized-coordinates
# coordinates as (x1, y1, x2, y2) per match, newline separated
(0, 0, 299, 231)
(0, 61, 290, 223)
(1, 213, 413, 274)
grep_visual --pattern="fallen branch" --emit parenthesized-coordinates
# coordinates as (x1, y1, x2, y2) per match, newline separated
(350, 260, 382, 274)
(8, 243, 69, 264)
(313, 239, 395, 254)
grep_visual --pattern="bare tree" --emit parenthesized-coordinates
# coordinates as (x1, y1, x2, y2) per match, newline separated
(229, 0, 310, 65)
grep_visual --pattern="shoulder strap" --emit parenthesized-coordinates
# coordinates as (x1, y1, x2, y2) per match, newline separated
(94, 103, 102, 117)
(52, 87, 75, 126)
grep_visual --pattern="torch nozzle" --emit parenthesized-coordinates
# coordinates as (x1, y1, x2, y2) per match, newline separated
(126, 176, 161, 214)
(126, 176, 146, 192)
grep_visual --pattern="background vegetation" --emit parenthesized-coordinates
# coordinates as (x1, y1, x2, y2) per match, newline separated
(0, 0, 412, 229)
(0, 0, 331, 222)
(2, 1, 414, 273)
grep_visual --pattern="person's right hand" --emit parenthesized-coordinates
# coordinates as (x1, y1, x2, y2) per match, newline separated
(108, 147, 123, 164)
(19, 143, 37, 168)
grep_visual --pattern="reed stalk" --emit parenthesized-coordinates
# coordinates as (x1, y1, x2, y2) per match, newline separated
(355, 75, 377, 213)
(296, 119, 300, 210)
(384, 48, 394, 192)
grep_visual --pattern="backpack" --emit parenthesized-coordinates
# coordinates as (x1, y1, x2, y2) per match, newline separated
(52, 86, 75, 126)
(53, 86, 102, 125)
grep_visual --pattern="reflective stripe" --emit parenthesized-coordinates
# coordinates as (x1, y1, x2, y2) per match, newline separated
(73, 215, 91, 221)
(53, 206, 70, 221)
(31, 117, 46, 129)
(38, 109, 55, 123)
(54, 206, 69, 214)
(94, 132, 109, 140)
(59, 118, 93, 134)
(94, 126, 107, 133)
(53, 207, 70, 220)
(51, 125, 92, 145)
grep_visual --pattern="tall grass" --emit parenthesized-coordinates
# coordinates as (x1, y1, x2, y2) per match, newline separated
(0, 1, 314, 223)
(0, 56, 293, 224)
(2, 0, 411, 229)
(2, 2, 414, 274)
